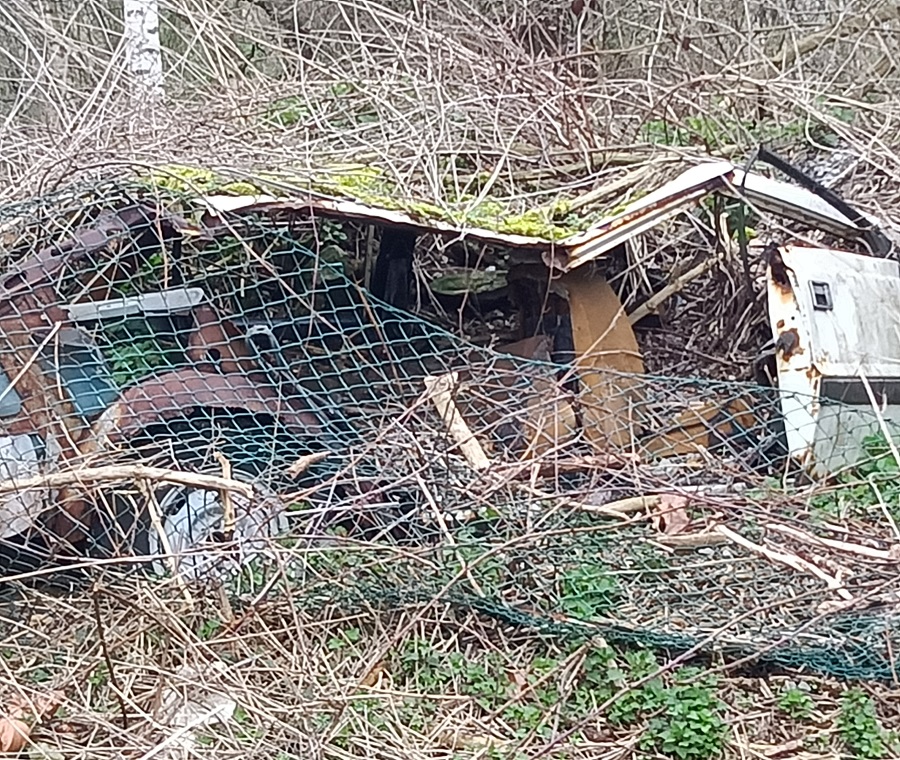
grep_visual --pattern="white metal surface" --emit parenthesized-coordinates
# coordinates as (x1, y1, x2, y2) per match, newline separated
(66, 287, 206, 323)
(728, 169, 867, 236)
(564, 162, 734, 269)
(776, 247, 900, 377)
(148, 477, 289, 580)
(0, 435, 60, 538)
(565, 161, 869, 271)
(768, 246, 900, 472)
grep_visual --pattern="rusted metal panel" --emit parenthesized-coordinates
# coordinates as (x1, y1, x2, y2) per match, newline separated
(642, 398, 760, 458)
(187, 306, 259, 375)
(201, 194, 553, 250)
(562, 163, 735, 271)
(495, 335, 578, 459)
(557, 163, 868, 272)
(766, 246, 820, 467)
(200, 159, 874, 276)
(0, 205, 196, 314)
(560, 268, 645, 451)
(776, 246, 900, 377)
(91, 368, 324, 444)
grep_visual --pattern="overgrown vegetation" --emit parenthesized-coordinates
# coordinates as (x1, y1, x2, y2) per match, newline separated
(2, 0, 900, 757)
(809, 433, 900, 522)
(839, 689, 898, 759)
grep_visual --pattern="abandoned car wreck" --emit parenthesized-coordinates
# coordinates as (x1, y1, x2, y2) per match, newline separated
(0, 150, 894, 580)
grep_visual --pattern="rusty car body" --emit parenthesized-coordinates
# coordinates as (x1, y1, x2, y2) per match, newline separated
(203, 153, 895, 476)
(0, 203, 337, 578)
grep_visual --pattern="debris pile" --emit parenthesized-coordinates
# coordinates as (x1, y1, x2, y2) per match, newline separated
(0, 152, 898, 683)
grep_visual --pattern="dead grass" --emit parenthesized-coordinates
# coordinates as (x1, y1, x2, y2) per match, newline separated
(1, 557, 899, 760)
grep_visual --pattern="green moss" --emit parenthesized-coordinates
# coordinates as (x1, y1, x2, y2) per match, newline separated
(140, 163, 600, 239)
(430, 268, 507, 296)
(144, 165, 263, 196)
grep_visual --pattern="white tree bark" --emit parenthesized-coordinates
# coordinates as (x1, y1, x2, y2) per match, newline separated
(122, 0, 164, 101)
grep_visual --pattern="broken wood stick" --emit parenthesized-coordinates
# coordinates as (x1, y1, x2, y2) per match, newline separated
(585, 494, 660, 515)
(628, 255, 721, 325)
(285, 451, 330, 477)
(715, 524, 854, 600)
(424, 372, 491, 471)
(655, 532, 729, 549)
(766, 522, 900, 562)
(0, 465, 255, 498)
(213, 452, 237, 539)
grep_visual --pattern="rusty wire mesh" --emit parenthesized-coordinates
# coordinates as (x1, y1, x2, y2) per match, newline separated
(0, 175, 899, 697)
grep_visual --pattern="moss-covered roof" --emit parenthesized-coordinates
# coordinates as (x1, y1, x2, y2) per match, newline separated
(141, 163, 637, 243)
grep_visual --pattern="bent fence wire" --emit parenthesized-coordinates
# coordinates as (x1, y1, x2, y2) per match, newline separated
(0, 178, 899, 683)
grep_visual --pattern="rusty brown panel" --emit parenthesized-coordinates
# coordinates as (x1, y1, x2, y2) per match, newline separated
(520, 375, 578, 460)
(94, 368, 323, 443)
(643, 398, 760, 457)
(497, 335, 554, 362)
(0, 306, 88, 450)
(187, 306, 257, 374)
(452, 335, 567, 459)
(0, 304, 96, 544)
(0, 204, 195, 307)
(561, 268, 645, 452)
(493, 335, 578, 459)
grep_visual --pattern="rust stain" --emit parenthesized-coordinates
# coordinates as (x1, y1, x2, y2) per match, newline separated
(187, 306, 257, 374)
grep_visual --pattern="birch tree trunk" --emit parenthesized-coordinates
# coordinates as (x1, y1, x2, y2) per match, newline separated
(122, 0, 165, 101)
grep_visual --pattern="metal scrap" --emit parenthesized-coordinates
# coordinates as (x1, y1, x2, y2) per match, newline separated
(92, 368, 324, 444)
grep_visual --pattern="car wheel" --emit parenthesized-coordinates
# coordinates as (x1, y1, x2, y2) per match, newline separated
(89, 467, 289, 582)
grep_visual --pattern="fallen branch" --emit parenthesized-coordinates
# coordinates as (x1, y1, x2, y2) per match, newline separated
(493, 452, 640, 481)
(767, 522, 900, 562)
(628, 256, 721, 325)
(0, 465, 255, 498)
(655, 532, 730, 548)
(424, 372, 491, 471)
(716, 524, 854, 600)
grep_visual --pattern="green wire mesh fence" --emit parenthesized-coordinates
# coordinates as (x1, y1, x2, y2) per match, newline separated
(0, 176, 899, 683)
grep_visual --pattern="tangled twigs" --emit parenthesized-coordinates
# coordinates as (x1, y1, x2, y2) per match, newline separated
(0, 464, 255, 498)
(716, 524, 854, 601)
